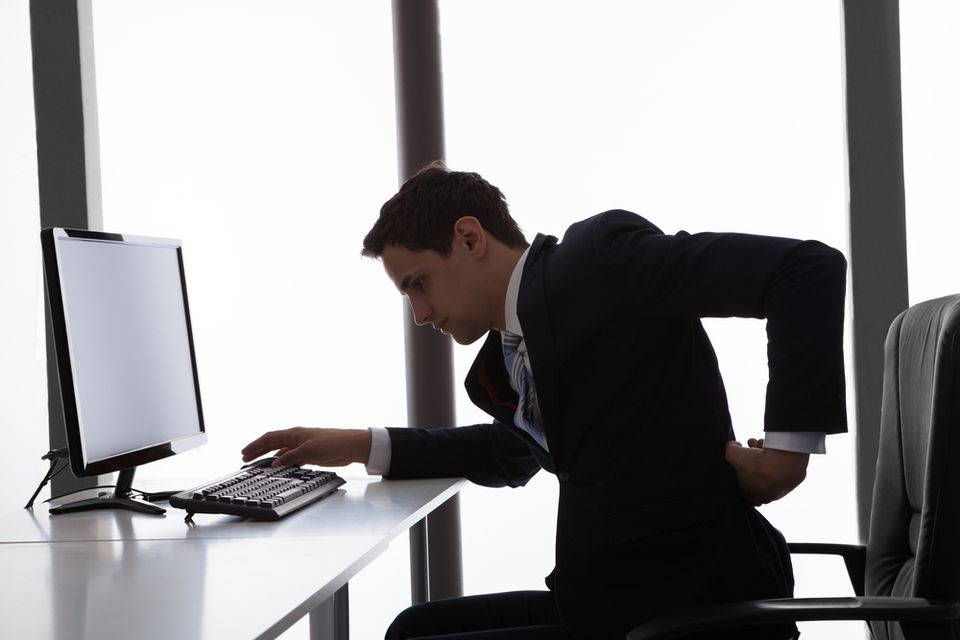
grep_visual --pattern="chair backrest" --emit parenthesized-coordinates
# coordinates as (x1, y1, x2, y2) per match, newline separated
(866, 294, 960, 639)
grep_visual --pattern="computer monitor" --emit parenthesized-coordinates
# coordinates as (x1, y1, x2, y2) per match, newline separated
(40, 228, 207, 515)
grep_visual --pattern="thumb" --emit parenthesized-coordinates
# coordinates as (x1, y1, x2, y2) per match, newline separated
(725, 441, 745, 464)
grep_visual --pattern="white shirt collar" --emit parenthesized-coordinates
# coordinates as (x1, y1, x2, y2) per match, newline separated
(504, 247, 530, 337)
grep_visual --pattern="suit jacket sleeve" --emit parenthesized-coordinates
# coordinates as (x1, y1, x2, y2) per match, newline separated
(591, 209, 847, 433)
(384, 422, 542, 488)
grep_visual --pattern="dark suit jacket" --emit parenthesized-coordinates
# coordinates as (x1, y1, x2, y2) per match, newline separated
(385, 210, 848, 639)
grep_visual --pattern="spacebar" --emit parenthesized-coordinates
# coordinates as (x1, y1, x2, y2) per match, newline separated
(274, 488, 303, 503)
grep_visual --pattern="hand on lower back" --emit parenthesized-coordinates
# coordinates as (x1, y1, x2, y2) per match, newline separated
(724, 438, 809, 506)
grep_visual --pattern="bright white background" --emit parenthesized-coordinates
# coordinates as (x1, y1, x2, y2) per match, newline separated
(2, 0, 50, 517)
(901, 1, 960, 305)
(89, 3, 409, 638)
(3, 1, 956, 639)
(440, 2, 860, 638)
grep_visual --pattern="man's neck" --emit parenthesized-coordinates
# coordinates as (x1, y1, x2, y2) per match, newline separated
(492, 247, 527, 333)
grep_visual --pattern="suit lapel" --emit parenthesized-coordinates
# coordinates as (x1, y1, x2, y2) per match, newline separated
(517, 234, 562, 460)
(465, 331, 519, 428)
(464, 330, 554, 464)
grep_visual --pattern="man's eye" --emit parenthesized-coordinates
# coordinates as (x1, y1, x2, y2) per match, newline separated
(414, 279, 424, 291)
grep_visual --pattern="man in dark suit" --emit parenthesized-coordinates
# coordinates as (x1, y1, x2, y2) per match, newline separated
(242, 165, 847, 639)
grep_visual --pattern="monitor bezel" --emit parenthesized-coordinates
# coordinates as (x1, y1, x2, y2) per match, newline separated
(41, 227, 207, 477)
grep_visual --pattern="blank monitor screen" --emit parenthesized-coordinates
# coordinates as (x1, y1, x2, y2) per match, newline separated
(49, 231, 204, 469)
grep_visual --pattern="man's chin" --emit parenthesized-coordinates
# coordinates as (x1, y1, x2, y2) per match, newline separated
(451, 329, 485, 346)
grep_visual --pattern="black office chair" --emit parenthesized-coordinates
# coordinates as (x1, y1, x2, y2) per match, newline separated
(628, 294, 960, 640)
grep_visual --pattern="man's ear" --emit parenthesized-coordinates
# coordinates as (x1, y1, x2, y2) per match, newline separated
(453, 216, 486, 255)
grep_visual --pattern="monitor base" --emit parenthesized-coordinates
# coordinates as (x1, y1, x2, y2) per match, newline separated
(49, 495, 165, 515)
(48, 467, 165, 516)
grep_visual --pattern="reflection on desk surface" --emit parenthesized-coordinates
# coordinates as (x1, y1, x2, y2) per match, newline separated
(0, 476, 464, 544)
(0, 534, 383, 640)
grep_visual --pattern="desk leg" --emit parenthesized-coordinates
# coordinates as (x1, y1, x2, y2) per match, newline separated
(309, 583, 349, 640)
(409, 518, 429, 603)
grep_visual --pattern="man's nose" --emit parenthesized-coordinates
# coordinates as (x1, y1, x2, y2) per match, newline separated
(410, 299, 432, 326)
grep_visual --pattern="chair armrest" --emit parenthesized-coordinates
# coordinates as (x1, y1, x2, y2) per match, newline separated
(789, 542, 867, 596)
(626, 596, 960, 640)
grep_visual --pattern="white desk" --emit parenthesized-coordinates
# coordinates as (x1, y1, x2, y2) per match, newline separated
(0, 475, 464, 640)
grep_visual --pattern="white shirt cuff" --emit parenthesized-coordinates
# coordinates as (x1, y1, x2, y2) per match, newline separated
(762, 431, 826, 454)
(364, 427, 392, 475)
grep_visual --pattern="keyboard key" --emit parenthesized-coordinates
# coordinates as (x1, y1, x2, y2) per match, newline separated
(272, 491, 292, 503)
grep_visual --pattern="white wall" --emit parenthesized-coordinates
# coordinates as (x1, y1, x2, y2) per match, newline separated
(901, 1, 960, 305)
(0, 1, 49, 515)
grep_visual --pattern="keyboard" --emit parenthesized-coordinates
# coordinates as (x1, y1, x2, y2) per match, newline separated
(169, 458, 345, 520)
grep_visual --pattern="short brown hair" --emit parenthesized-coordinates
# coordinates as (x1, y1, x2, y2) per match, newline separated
(361, 162, 528, 258)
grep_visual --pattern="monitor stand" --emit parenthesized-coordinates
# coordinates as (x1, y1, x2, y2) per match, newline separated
(49, 467, 165, 516)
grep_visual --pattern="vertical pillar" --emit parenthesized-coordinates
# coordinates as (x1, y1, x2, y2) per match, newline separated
(841, 0, 909, 542)
(391, 0, 464, 602)
(30, 0, 104, 495)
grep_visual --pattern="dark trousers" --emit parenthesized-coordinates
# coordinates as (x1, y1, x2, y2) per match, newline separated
(385, 590, 574, 640)
(384, 590, 802, 640)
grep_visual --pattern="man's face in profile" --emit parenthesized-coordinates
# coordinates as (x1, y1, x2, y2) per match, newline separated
(382, 241, 491, 345)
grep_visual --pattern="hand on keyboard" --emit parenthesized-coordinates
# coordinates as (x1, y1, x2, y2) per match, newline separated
(241, 427, 373, 468)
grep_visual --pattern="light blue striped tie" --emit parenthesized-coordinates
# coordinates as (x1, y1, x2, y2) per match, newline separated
(501, 332, 549, 452)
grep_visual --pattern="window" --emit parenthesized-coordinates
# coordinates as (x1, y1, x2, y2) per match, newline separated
(92, 3, 406, 636)
(1, 0, 48, 513)
(441, 2, 859, 637)
(901, 0, 960, 305)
